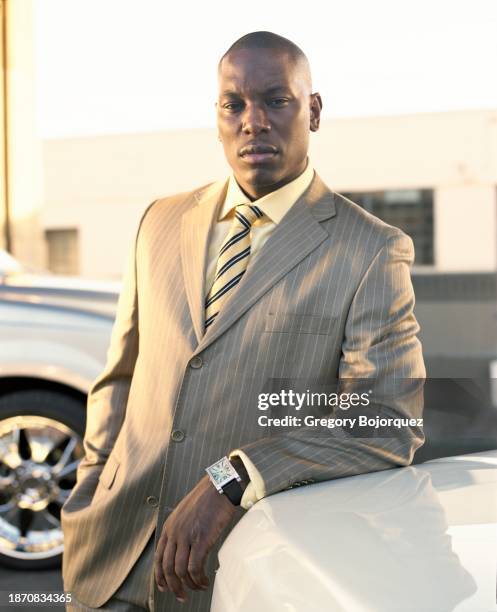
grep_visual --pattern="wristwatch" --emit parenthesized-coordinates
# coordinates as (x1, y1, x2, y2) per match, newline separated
(205, 456, 244, 506)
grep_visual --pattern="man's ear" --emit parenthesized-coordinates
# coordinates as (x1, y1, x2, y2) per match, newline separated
(215, 101, 222, 141)
(310, 93, 323, 132)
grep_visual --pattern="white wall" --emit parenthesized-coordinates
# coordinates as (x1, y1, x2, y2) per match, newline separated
(435, 185, 497, 271)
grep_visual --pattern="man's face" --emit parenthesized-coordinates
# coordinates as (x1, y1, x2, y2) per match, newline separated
(217, 47, 322, 200)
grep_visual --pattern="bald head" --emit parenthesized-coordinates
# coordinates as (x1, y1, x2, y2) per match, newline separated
(216, 30, 322, 200)
(219, 31, 312, 90)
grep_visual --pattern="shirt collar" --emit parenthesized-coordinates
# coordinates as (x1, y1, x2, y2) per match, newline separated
(219, 159, 315, 224)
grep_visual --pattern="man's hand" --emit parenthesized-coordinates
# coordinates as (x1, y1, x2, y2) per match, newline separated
(153, 474, 237, 603)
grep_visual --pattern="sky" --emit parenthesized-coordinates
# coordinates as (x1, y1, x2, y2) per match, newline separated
(33, 0, 497, 139)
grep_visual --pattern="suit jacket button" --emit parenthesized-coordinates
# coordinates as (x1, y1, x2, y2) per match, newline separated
(146, 495, 158, 507)
(171, 429, 185, 443)
(189, 356, 203, 369)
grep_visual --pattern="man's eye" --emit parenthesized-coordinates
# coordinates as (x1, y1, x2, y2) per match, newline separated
(223, 102, 243, 111)
(268, 98, 289, 107)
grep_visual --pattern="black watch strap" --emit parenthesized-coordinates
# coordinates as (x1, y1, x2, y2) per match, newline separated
(222, 478, 244, 506)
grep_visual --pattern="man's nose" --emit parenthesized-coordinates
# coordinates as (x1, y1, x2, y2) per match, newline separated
(241, 103, 271, 135)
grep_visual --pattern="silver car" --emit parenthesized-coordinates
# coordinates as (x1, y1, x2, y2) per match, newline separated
(0, 250, 118, 570)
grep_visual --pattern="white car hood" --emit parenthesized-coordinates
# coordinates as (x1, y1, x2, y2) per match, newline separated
(212, 450, 497, 612)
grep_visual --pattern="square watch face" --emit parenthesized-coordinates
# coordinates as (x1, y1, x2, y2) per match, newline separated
(207, 457, 235, 487)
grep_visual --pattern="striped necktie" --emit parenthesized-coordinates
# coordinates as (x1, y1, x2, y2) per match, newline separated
(205, 204, 264, 330)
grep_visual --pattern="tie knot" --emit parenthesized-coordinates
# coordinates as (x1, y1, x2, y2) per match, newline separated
(235, 204, 264, 229)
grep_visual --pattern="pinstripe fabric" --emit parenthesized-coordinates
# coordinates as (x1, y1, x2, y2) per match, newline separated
(67, 531, 155, 610)
(61, 173, 425, 612)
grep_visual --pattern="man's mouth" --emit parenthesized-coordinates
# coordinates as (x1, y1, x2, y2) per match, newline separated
(239, 144, 279, 164)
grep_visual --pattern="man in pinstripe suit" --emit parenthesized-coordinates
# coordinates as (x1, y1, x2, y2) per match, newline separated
(62, 31, 424, 611)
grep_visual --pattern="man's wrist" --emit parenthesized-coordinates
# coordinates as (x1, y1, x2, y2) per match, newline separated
(228, 456, 249, 492)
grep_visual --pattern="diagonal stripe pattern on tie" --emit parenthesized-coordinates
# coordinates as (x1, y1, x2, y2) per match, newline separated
(205, 204, 264, 330)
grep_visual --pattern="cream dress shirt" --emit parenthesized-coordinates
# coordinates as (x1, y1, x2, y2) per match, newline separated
(204, 160, 315, 509)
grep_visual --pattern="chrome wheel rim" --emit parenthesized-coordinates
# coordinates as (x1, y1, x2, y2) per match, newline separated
(0, 415, 84, 561)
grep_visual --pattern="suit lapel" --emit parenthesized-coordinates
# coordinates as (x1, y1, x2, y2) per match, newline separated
(194, 173, 337, 355)
(180, 180, 228, 345)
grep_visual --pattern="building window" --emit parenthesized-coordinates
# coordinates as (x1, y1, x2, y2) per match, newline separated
(342, 189, 434, 265)
(45, 228, 79, 275)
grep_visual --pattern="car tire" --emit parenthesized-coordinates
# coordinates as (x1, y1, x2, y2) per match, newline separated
(0, 389, 86, 570)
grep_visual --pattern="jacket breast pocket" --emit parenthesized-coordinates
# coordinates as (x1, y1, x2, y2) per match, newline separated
(260, 313, 340, 378)
(98, 454, 120, 490)
(265, 313, 336, 336)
